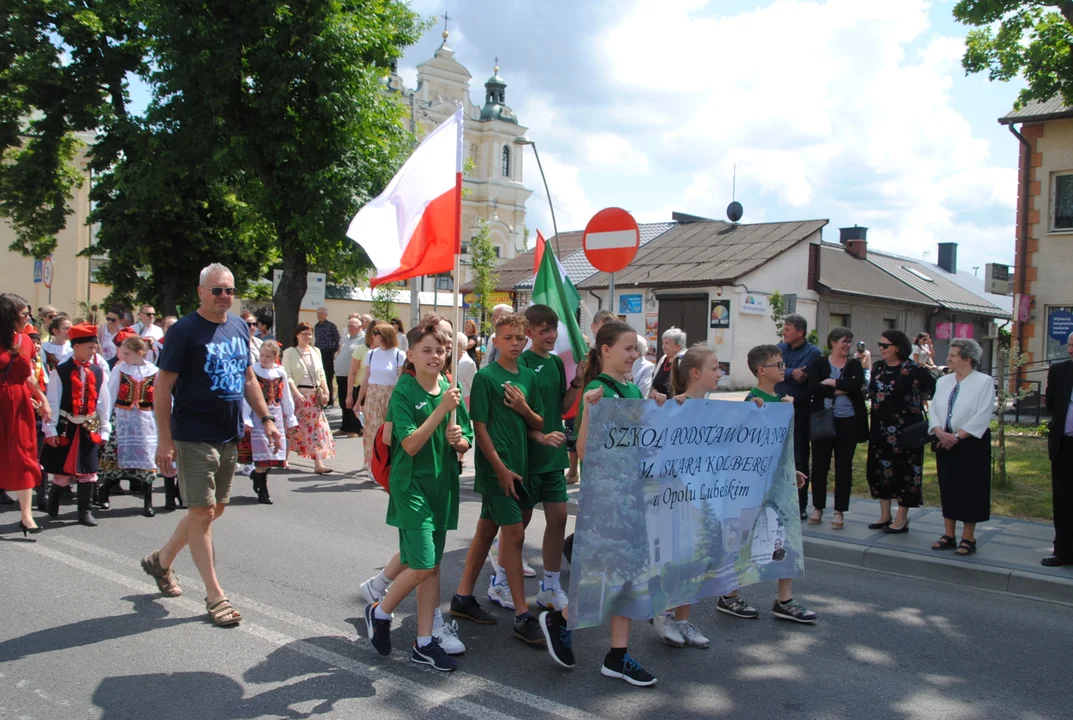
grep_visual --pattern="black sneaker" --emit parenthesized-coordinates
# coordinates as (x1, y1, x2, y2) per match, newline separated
(600, 651, 657, 687)
(772, 599, 817, 624)
(364, 602, 392, 655)
(539, 611, 575, 668)
(717, 594, 759, 619)
(411, 638, 458, 672)
(513, 615, 546, 646)
(450, 594, 497, 625)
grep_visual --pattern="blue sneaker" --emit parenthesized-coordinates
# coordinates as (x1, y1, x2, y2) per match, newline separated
(364, 602, 392, 656)
(411, 638, 458, 672)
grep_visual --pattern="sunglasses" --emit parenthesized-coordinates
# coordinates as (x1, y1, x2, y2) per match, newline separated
(142, 311, 156, 317)
(210, 287, 237, 296)
(107, 316, 119, 323)
(247, 322, 257, 327)
(877, 342, 894, 349)
(761, 362, 786, 370)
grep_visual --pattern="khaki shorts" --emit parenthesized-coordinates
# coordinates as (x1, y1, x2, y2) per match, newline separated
(175, 441, 237, 508)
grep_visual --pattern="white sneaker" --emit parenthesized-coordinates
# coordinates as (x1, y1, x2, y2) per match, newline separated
(238, 464, 254, 477)
(652, 612, 685, 647)
(359, 577, 383, 605)
(522, 557, 536, 578)
(432, 619, 466, 655)
(535, 585, 569, 611)
(675, 620, 710, 648)
(487, 537, 537, 577)
(486, 577, 516, 610)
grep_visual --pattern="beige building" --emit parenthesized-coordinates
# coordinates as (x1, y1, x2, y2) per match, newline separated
(1000, 98, 1073, 386)
(386, 29, 532, 286)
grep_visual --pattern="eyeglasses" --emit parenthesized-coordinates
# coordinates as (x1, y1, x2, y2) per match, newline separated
(877, 342, 894, 349)
(210, 287, 237, 296)
(761, 362, 786, 370)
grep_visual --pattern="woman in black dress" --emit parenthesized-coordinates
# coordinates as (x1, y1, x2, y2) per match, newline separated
(928, 338, 995, 556)
(866, 330, 936, 533)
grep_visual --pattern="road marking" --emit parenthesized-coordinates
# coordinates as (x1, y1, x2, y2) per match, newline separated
(32, 537, 604, 720)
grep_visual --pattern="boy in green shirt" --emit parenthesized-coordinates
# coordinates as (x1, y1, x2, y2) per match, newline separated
(716, 344, 816, 624)
(519, 305, 582, 611)
(364, 321, 474, 671)
(449, 313, 562, 644)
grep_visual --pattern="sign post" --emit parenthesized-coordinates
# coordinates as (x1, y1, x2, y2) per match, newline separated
(583, 207, 640, 314)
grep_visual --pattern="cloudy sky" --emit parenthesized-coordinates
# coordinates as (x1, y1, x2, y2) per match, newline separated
(400, 0, 1025, 274)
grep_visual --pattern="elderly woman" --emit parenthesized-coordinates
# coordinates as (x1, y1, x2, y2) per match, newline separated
(928, 338, 995, 556)
(650, 327, 685, 398)
(282, 322, 335, 474)
(807, 327, 869, 530)
(866, 330, 936, 533)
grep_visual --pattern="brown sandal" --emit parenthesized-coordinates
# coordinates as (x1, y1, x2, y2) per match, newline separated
(206, 596, 242, 626)
(831, 512, 845, 530)
(141, 551, 182, 597)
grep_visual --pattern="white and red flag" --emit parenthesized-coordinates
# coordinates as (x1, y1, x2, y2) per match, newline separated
(346, 106, 463, 287)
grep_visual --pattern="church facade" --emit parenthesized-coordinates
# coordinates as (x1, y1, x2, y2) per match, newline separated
(386, 30, 533, 286)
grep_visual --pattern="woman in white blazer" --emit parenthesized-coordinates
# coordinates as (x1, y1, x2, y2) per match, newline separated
(928, 338, 996, 557)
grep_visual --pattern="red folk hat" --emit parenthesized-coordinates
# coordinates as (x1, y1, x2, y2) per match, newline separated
(21, 323, 41, 339)
(68, 323, 99, 345)
(113, 328, 139, 345)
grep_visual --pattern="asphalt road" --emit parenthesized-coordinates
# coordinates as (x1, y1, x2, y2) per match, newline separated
(1, 453, 1071, 720)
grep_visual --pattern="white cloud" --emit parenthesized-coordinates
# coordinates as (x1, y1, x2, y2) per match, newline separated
(521, 150, 598, 239)
(584, 133, 650, 174)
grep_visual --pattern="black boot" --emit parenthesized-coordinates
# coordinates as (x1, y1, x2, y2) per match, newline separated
(163, 476, 177, 511)
(98, 478, 111, 510)
(47, 483, 64, 518)
(129, 478, 144, 496)
(256, 471, 273, 505)
(76, 483, 98, 527)
(143, 482, 155, 517)
(91, 479, 101, 508)
(36, 477, 49, 513)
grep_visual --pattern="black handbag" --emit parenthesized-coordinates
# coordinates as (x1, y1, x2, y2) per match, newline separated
(897, 420, 931, 449)
(810, 408, 836, 441)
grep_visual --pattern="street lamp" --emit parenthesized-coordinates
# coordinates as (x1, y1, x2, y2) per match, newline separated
(513, 135, 561, 257)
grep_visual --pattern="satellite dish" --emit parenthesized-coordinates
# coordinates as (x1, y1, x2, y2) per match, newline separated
(727, 201, 743, 223)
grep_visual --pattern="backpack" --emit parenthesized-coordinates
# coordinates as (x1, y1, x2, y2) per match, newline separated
(371, 424, 391, 492)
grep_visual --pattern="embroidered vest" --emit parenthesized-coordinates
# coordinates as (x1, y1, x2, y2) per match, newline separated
(115, 371, 156, 411)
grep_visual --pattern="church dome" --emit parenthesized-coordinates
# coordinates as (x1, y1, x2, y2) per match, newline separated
(480, 64, 518, 124)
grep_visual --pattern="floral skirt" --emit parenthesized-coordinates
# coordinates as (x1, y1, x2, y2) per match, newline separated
(362, 383, 394, 470)
(286, 391, 335, 462)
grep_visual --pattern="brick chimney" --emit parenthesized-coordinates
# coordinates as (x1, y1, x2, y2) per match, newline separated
(840, 226, 868, 259)
(937, 242, 957, 274)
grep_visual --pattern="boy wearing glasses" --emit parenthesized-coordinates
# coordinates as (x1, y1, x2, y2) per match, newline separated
(713, 344, 817, 625)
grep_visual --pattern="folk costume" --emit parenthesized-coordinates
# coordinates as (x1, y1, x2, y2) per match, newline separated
(97, 329, 149, 504)
(100, 356, 160, 516)
(240, 363, 298, 504)
(41, 339, 71, 373)
(0, 330, 42, 498)
(41, 324, 113, 527)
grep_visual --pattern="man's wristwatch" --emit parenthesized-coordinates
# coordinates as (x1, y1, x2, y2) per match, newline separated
(261, 416, 275, 425)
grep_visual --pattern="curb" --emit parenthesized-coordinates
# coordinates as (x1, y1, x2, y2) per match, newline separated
(803, 537, 1073, 605)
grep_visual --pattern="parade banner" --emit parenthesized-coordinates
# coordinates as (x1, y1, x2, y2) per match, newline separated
(567, 398, 804, 630)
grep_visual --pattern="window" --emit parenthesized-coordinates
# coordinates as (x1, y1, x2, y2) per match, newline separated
(653, 537, 660, 564)
(461, 242, 470, 255)
(883, 318, 897, 331)
(436, 274, 453, 291)
(1054, 174, 1073, 230)
(902, 266, 935, 283)
(501, 146, 511, 177)
(829, 313, 850, 329)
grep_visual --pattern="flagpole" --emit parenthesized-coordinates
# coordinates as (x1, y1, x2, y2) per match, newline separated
(451, 103, 463, 424)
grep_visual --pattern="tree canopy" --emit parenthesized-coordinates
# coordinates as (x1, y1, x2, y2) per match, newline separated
(955, 1, 1073, 108)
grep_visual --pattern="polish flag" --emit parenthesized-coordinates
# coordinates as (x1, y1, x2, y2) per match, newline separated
(347, 106, 463, 288)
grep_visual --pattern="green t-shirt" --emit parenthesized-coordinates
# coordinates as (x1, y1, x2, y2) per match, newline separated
(519, 349, 568, 474)
(745, 387, 783, 404)
(469, 361, 544, 494)
(578, 373, 642, 472)
(385, 373, 473, 531)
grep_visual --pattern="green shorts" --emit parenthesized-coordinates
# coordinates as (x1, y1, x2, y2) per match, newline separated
(523, 470, 568, 508)
(174, 440, 237, 508)
(479, 490, 524, 526)
(398, 527, 447, 570)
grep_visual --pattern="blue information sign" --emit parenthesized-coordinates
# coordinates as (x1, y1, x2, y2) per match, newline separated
(619, 294, 642, 314)
(1049, 309, 1073, 343)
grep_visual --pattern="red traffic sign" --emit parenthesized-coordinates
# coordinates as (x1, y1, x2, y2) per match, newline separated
(583, 207, 639, 273)
(42, 256, 54, 289)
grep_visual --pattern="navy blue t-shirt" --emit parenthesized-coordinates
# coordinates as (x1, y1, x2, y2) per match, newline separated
(158, 311, 251, 443)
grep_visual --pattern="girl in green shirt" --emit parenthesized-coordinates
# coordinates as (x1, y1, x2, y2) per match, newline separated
(539, 320, 666, 687)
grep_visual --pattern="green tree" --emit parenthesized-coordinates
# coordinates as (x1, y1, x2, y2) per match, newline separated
(694, 498, 723, 562)
(769, 290, 786, 339)
(371, 284, 401, 323)
(141, 0, 425, 345)
(468, 219, 500, 335)
(0, 0, 146, 258)
(955, 1, 1073, 107)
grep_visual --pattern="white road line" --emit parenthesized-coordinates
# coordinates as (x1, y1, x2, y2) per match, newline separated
(33, 537, 605, 720)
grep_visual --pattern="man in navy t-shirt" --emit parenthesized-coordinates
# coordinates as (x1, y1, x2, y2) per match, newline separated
(141, 263, 281, 627)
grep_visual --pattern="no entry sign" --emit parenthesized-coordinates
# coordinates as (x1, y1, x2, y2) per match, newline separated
(584, 207, 640, 273)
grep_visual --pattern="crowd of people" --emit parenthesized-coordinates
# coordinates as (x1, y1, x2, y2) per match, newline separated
(4, 266, 1071, 687)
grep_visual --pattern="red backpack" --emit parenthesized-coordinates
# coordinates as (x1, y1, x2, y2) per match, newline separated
(371, 424, 391, 492)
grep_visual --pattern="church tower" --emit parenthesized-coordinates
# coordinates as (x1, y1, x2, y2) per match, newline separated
(385, 27, 532, 286)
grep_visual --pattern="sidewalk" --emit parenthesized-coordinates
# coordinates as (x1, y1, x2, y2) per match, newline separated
(319, 407, 1072, 605)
